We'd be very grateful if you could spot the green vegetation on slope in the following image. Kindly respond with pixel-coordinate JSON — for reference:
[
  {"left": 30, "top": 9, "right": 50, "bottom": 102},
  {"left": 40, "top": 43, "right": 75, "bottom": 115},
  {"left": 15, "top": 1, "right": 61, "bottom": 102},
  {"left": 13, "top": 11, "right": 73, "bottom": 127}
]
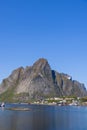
[{"left": 0, "top": 86, "right": 15, "bottom": 102}]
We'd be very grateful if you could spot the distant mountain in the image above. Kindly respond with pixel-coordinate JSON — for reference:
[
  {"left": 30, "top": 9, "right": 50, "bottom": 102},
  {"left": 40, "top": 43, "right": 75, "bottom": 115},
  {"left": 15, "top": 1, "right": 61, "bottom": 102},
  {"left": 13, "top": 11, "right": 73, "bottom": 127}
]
[{"left": 0, "top": 58, "right": 86, "bottom": 102}]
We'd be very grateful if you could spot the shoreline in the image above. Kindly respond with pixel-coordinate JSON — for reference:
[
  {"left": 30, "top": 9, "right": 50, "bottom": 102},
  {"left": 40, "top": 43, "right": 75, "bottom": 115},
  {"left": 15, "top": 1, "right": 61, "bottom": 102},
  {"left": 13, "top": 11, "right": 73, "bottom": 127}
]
[{"left": 4, "top": 102, "right": 87, "bottom": 107}]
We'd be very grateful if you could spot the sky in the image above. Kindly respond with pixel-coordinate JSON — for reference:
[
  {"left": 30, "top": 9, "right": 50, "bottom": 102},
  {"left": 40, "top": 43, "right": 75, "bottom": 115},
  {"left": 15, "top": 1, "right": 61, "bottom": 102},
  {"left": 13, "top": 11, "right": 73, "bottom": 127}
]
[{"left": 0, "top": 0, "right": 87, "bottom": 87}]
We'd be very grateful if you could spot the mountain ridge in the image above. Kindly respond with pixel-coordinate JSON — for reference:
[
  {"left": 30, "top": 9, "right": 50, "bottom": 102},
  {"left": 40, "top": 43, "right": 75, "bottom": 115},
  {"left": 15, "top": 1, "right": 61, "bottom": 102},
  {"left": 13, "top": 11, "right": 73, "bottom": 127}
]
[{"left": 0, "top": 58, "right": 86, "bottom": 102}]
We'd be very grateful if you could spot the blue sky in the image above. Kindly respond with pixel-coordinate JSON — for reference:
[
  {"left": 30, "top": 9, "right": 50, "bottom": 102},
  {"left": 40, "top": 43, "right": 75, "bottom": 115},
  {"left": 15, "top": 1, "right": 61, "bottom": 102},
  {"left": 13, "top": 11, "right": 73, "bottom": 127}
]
[{"left": 0, "top": 0, "right": 87, "bottom": 87}]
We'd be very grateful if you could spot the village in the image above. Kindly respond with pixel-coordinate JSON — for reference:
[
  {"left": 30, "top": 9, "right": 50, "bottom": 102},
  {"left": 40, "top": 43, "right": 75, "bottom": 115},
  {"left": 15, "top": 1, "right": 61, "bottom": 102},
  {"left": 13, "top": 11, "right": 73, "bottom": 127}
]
[{"left": 32, "top": 97, "right": 87, "bottom": 106}]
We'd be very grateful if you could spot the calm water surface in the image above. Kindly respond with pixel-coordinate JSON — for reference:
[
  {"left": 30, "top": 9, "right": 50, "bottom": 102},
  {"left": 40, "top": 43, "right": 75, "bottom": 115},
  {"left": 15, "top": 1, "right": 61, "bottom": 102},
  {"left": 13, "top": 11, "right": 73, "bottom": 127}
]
[{"left": 0, "top": 104, "right": 87, "bottom": 130}]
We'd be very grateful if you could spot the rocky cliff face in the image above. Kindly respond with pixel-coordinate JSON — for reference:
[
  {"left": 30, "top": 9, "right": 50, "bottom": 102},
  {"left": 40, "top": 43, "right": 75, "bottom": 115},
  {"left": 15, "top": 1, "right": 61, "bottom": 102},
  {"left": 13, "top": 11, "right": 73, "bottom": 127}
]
[{"left": 0, "top": 58, "right": 86, "bottom": 102}]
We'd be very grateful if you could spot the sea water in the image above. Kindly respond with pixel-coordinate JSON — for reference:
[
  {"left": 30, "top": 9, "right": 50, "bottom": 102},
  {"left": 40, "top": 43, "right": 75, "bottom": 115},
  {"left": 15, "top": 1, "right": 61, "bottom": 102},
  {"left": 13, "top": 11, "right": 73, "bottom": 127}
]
[{"left": 0, "top": 104, "right": 87, "bottom": 130}]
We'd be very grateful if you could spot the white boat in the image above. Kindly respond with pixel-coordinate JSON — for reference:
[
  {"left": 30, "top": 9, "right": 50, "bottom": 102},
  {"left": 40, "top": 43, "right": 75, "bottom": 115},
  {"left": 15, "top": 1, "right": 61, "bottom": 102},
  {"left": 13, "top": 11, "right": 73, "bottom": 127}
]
[{"left": 0, "top": 102, "right": 5, "bottom": 107}]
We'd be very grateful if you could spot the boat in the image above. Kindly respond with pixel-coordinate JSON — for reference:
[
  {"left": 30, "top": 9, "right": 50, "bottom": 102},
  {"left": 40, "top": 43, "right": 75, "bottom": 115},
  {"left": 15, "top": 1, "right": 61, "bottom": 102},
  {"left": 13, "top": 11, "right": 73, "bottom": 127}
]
[{"left": 0, "top": 102, "right": 5, "bottom": 107}]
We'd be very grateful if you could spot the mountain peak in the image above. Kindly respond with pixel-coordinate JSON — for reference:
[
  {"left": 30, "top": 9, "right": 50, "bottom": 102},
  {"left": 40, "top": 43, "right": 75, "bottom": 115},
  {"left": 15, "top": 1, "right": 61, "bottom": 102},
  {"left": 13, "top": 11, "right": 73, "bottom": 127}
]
[
  {"left": 32, "top": 58, "right": 51, "bottom": 77},
  {"left": 33, "top": 58, "right": 49, "bottom": 68}
]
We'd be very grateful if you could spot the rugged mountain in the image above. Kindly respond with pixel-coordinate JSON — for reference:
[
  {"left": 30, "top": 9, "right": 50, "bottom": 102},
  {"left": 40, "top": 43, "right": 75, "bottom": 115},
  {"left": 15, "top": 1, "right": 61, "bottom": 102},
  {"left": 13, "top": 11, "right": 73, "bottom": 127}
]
[{"left": 0, "top": 58, "right": 86, "bottom": 102}]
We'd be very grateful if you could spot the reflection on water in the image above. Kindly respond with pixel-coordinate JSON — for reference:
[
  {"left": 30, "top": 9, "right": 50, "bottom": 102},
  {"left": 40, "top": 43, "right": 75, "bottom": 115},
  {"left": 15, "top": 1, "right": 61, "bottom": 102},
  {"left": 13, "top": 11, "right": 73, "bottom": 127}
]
[{"left": 0, "top": 104, "right": 87, "bottom": 130}]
